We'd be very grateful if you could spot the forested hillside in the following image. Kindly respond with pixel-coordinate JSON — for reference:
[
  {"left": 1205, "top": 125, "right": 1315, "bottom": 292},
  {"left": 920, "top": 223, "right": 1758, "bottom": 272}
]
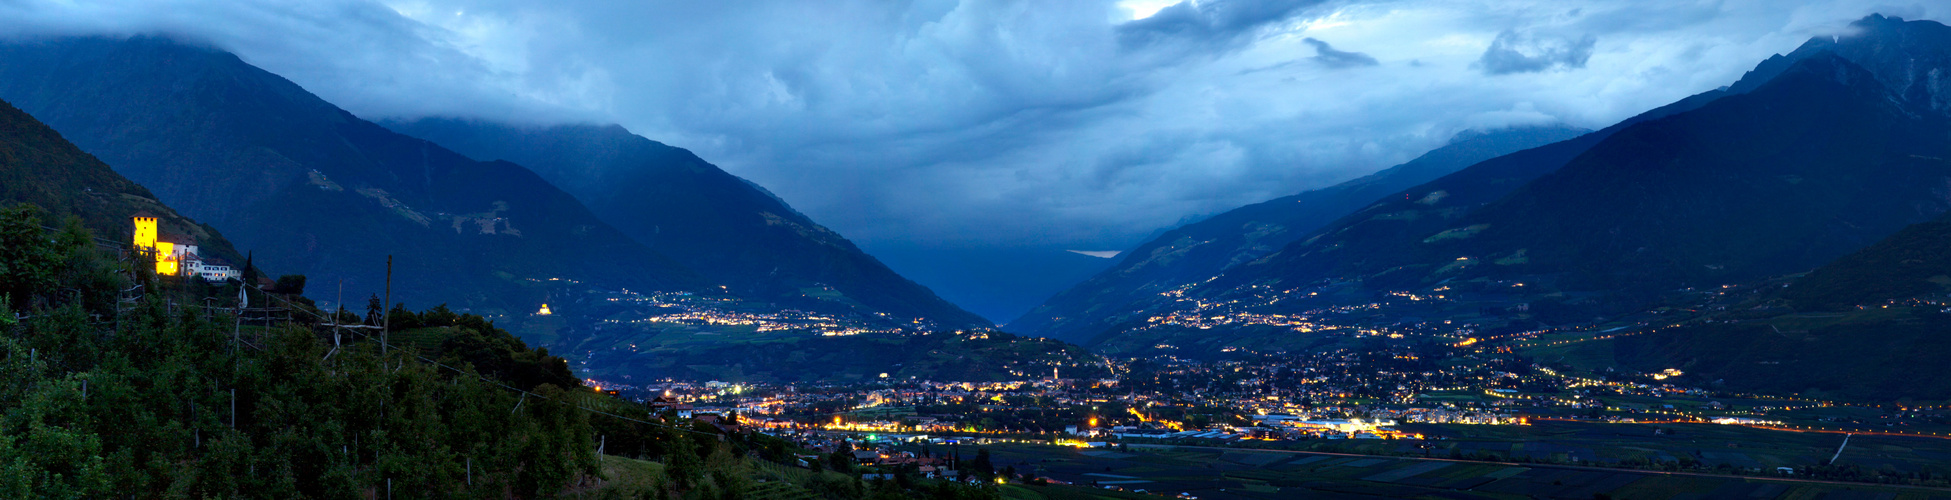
[
  {"left": 0, "top": 203, "right": 600, "bottom": 497},
  {"left": 1, "top": 205, "right": 1001, "bottom": 498}
]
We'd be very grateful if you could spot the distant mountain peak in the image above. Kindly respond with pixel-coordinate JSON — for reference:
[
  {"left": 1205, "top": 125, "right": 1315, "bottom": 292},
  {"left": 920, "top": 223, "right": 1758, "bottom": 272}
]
[{"left": 1737, "top": 13, "right": 1951, "bottom": 114}]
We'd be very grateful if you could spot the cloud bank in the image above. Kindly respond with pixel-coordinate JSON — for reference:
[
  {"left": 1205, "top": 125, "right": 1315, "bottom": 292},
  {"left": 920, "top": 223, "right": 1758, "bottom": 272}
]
[{"left": 1477, "top": 29, "right": 1597, "bottom": 74}]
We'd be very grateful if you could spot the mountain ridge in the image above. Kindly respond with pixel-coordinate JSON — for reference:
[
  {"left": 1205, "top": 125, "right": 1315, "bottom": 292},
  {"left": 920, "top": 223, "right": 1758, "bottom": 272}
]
[
  {"left": 1066, "top": 15, "right": 1951, "bottom": 355},
  {"left": 1214, "top": 51, "right": 1948, "bottom": 324},
  {"left": 1010, "top": 125, "right": 1587, "bottom": 342},
  {"left": 0, "top": 35, "right": 702, "bottom": 314},
  {"left": 381, "top": 118, "right": 992, "bottom": 328},
  {"left": 1221, "top": 21, "right": 1951, "bottom": 307}
]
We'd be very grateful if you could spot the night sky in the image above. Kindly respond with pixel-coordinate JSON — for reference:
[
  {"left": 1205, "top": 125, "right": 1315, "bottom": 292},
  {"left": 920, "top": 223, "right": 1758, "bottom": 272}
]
[{"left": 0, "top": 0, "right": 1921, "bottom": 321}]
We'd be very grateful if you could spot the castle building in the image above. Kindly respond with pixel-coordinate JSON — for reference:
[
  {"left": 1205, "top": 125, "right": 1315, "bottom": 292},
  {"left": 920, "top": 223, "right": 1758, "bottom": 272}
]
[{"left": 132, "top": 215, "right": 238, "bottom": 281}]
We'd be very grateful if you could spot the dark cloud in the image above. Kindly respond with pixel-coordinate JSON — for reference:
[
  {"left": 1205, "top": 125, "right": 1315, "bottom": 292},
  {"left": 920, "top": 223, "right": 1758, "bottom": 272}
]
[
  {"left": 1476, "top": 29, "right": 1597, "bottom": 74},
  {"left": 1237, "top": 59, "right": 1300, "bottom": 75},
  {"left": 1115, "top": 0, "right": 1324, "bottom": 53},
  {"left": 1303, "top": 37, "right": 1377, "bottom": 68}
]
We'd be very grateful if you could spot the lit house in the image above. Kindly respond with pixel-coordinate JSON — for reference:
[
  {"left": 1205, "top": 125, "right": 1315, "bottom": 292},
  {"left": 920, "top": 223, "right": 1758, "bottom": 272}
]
[
  {"left": 132, "top": 215, "right": 238, "bottom": 281},
  {"left": 648, "top": 396, "right": 694, "bottom": 419},
  {"left": 197, "top": 263, "right": 238, "bottom": 282}
]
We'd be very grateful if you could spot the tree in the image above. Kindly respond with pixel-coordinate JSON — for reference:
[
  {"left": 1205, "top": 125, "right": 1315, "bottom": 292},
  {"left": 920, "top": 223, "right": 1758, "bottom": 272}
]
[
  {"left": 240, "top": 251, "right": 259, "bottom": 284},
  {"left": 387, "top": 303, "right": 421, "bottom": 330},
  {"left": 273, "top": 274, "right": 306, "bottom": 296},
  {"left": 365, "top": 294, "right": 383, "bottom": 325},
  {"left": 421, "top": 304, "right": 459, "bottom": 327},
  {"left": 0, "top": 204, "right": 56, "bottom": 306},
  {"left": 968, "top": 449, "right": 994, "bottom": 479}
]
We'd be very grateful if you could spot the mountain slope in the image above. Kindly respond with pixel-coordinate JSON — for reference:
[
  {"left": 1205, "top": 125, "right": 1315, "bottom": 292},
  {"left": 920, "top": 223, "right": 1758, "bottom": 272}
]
[
  {"left": 1780, "top": 14, "right": 1951, "bottom": 115},
  {"left": 1212, "top": 23, "right": 1951, "bottom": 320},
  {"left": 1147, "top": 13, "right": 1951, "bottom": 310},
  {"left": 1059, "top": 85, "right": 1734, "bottom": 346},
  {"left": 0, "top": 36, "right": 700, "bottom": 313},
  {"left": 1593, "top": 208, "right": 1951, "bottom": 400},
  {"left": 1557, "top": 212, "right": 1951, "bottom": 401},
  {"left": 1237, "top": 53, "right": 1949, "bottom": 310},
  {"left": 382, "top": 119, "right": 989, "bottom": 328},
  {"left": 1440, "top": 16, "right": 1951, "bottom": 403},
  {"left": 1784, "top": 210, "right": 1951, "bottom": 311},
  {"left": 1011, "top": 125, "right": 1587, "bottom": 342},
  {"left": 0, "top": 96, "right": 242, "bottom": 266}
]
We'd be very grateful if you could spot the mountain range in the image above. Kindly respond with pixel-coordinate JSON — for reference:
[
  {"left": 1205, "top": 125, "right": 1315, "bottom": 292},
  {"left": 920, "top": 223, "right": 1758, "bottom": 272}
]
[
  {"left": 0, "top": 36, "right": 710, "bottom": 316},
  {"left": 1012, "top": 14, "right": 1951, "bottom": 400},
  {"left": 1026, "top": 15, "right": 1951, "bottom": 349},
  {"left": 1220, "top": 15, "right": 1951, "bottom": 311},
  {"left": 380, "top": 118, "right": 988, "bottom": 328},
  {"left": 1011, "top": 124, "right": 1588, "bottom": 343},
  {"left": 7, "top": 14, "right": 1951, "bottom": 400},
  {"left": 1242, "top": 53, "right": 1942, "bottom": 305}
]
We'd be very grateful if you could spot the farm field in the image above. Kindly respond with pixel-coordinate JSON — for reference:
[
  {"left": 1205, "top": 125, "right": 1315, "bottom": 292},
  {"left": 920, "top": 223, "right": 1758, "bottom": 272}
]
[{"left": 947, "top": 440, "right": 1951, "bottom": 499}]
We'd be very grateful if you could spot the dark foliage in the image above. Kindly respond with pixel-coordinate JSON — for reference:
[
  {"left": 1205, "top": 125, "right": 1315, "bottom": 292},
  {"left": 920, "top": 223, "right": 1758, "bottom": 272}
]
[{"left": 0, "top": 205, "right": 603, "bottom": 498}]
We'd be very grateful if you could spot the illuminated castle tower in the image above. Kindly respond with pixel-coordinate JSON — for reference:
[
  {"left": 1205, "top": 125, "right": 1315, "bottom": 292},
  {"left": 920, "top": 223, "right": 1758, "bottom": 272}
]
[
  {"left": 129, "top": 216, "right": 235, "bottom": 280},
  {"left": 132, "top": 215, "right": 157, "bottom": 249},
  {"left": 131, "top": 215, "right": 180, "bottom": 275}
]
